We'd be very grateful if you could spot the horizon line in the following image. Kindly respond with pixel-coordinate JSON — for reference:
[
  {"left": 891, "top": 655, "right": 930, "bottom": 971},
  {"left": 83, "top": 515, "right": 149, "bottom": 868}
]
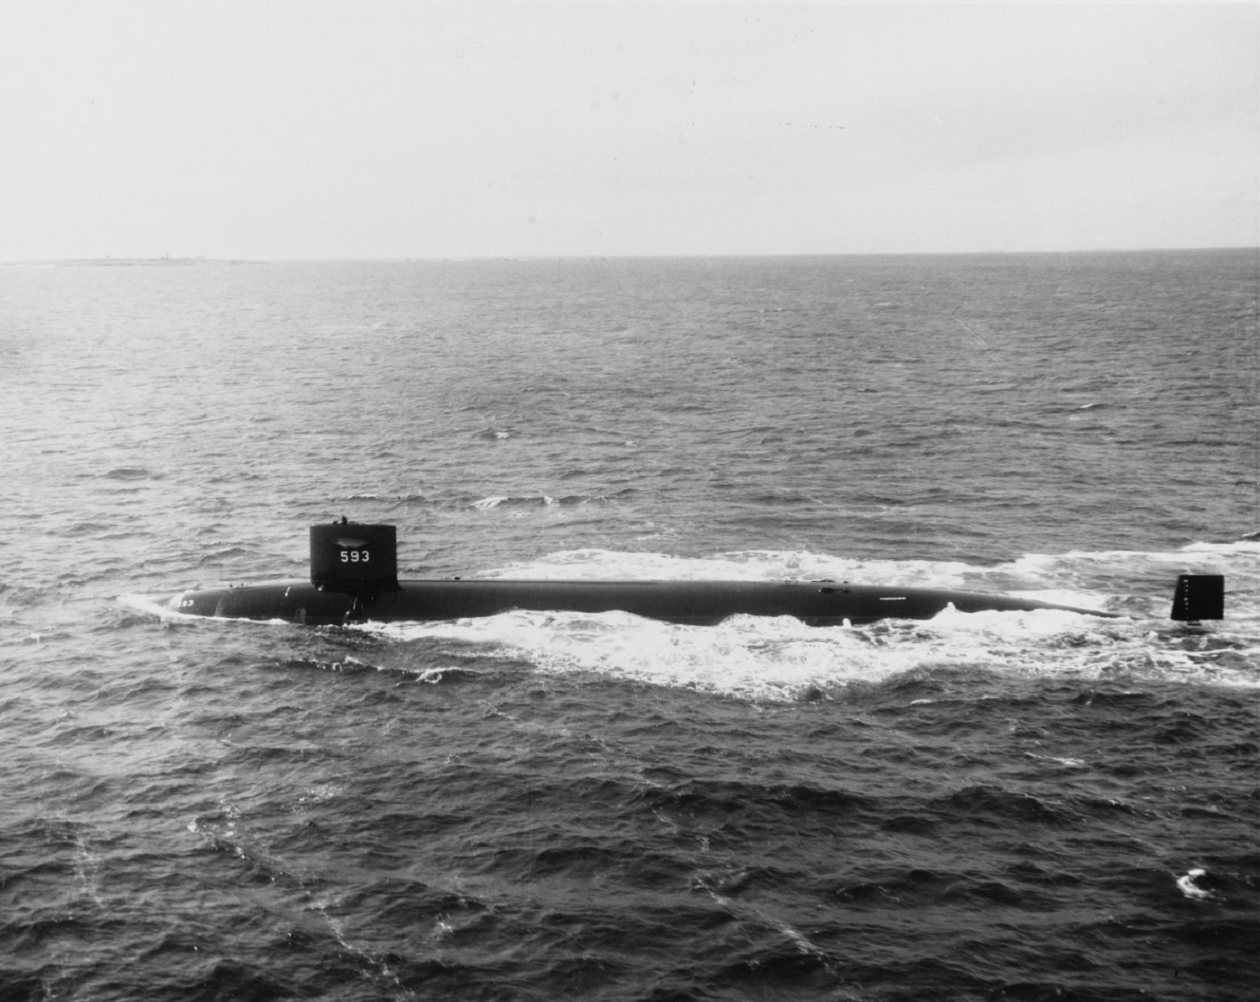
[{"left": 4, "top": 244, "right": 1257, "bottom": 267}]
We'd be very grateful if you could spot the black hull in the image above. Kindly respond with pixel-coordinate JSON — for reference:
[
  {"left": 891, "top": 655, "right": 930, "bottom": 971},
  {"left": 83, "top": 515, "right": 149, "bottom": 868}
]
[{"left": 171, "top": 578, "right": 1117, "bottom": 627}]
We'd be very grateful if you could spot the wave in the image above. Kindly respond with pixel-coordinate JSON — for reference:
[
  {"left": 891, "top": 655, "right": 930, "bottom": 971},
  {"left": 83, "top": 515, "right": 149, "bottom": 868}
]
[
  {"left": 124, "top": 542, "right": 1259, "bottom": 700},
  {"left": 471, "top": 494, "right": 615, "bottom": 510},
  {"left": 354, "top": 542, "right": 1257, "bottom": 698},
  {"left": 362, "top": 601, "right": 1257, "bottom": 701},
  {"left": 329, "top": 491, "right": 630, "bottom": 510},
  {"left": 477, "top": 539, "right": 1257, "bottom": 592}
]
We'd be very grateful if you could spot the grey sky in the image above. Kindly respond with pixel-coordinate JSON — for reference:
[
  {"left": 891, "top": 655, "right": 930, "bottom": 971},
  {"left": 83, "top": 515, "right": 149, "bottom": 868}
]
[{"left": 2, "top": 2, "right": 1254, "bottom": 259}]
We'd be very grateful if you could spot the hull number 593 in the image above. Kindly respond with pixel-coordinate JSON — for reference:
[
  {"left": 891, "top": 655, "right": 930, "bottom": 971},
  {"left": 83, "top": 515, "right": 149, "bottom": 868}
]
[{"left": 340, "top": 550, "right": 370, "bottom": 563}]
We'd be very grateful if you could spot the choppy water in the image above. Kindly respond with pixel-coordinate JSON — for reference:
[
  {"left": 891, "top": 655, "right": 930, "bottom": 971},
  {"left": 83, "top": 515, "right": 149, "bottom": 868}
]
[{"left": 2, "top": 250, "right": 1257, "bottom": 1001}]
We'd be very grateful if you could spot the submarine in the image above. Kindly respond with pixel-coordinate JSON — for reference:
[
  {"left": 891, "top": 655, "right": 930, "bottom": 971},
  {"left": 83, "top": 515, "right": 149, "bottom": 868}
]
[{"left": 168, "top": 521, "right": 1226, "bottom": 628}]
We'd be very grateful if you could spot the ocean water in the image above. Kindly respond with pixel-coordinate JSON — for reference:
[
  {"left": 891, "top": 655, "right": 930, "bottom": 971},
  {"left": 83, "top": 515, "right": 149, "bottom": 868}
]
[{"left": 2, "top": 250, "right": 1257, "bottom": 1001}]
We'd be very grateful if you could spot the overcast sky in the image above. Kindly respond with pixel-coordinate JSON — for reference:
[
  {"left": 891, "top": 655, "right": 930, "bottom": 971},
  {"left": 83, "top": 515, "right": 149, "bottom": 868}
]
[{"left": 2, "top": 2, "right": 1254, "bottom": 260}]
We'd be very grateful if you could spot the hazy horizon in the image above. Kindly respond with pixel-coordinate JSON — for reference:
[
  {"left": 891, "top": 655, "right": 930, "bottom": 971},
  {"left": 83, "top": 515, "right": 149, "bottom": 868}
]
[
  {"left": 7, "top": 245, "right": 1256, "bottom": 265},
  {"left": 3, "top": 2, "right": 1255, "bottom": 262}
]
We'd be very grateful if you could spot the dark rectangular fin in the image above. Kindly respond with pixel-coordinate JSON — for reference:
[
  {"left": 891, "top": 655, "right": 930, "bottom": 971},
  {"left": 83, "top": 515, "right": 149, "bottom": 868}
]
[
  {"left": 310, "top": 522, "right": 399, "bottom": 594},
  {"left": 1170, "top": 574, "right": 1224, "bottom": 621}
]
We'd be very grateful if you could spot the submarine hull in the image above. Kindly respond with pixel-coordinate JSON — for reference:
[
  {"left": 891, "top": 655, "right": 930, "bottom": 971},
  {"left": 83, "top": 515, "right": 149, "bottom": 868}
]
[
  {"left": 171, "top": 577, "right": 1118, "bottom": 627},
  {"left": 162, "top": 523, "right": 1224, "bottom": 627}
]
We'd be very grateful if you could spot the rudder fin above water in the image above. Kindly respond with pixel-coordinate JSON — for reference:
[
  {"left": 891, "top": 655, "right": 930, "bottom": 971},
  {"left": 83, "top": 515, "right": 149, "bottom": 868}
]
[{"left": 1170, "top": 574, "right": 1225, "bottom": 621}]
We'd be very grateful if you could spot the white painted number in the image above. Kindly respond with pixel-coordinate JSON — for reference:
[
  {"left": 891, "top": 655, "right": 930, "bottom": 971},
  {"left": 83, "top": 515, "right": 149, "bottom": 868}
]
[{"left": 340, "top": 549, "right": 370, "bottom": 563}]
